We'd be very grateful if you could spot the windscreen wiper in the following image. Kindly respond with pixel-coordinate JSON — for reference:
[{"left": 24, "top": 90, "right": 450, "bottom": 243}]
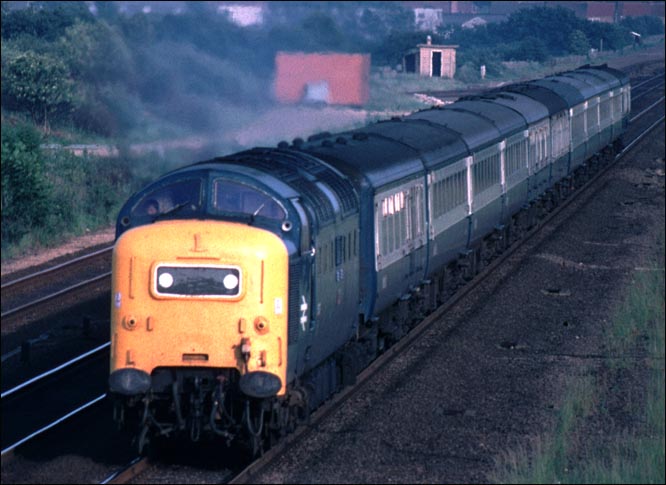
[{"left": 152, "top": 201, "right": 190, "bottom": 222}]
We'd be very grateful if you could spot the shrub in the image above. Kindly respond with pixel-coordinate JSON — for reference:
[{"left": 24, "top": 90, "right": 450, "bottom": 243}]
[{"left": 1, "top": 122, "right": 51, "bottom": 242}]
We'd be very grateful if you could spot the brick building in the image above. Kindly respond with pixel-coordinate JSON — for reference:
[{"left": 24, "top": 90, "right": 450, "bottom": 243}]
[
  {"left": 403, "top": 36, "right": 458, "bottom": 78},
  {"left": 273, "top": 53, "right": 371, "bottom": 106}
]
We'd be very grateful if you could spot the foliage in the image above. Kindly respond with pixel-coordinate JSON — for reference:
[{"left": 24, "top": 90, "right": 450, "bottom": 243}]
[
  {"left": 0, "top": 2, "right": 638, "bottom": 138},
  {"left": 584, "top": 20, "right": 631, "bottom": 52},
  {"left": 456, "top": 47, "right": 505, "bottom": 80},
  {"left": 1, "top": 122, "right": 140, "bottom": 253},
  {"left": 444, "top": 5, "right": 632, "bottom": 69},
  {"left": 505, "top": 36, "right": 549, "bottom": 62},
  {"left": 1, "top": 51, "right": 74, "bottom": 128},
  {"left": 1, "top": 122, "right": 50, "bottom": 242},
  {"left": 43, "top": 150, "right": 134, "bottom": 232},
  {"left": 1, "top": 2, "right": 93, "bottom": 41},
  {"left": 59, "top": 20, "right": 136, "bottom": 88},
  {"left": 620, "top": 15, "right": 665, "bottom": 37},
  {"left": 568, "top": 29, "right": 591, "bottom": 56}
]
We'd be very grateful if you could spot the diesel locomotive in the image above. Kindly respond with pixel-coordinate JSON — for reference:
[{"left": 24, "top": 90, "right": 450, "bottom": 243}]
[{"left": 108, "top": 64, "right": 630, "bottom": 453}]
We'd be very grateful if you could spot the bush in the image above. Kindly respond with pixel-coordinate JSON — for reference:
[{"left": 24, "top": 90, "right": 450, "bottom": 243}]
[
  {"left": 1, "top": 120, "right": 138, "bottom": 254},
  {"left": 44, "top": 151, "right": 134, "bottom": 232},
  {"left": 1, "top": 122, "right": 51, "bottom": 242}
]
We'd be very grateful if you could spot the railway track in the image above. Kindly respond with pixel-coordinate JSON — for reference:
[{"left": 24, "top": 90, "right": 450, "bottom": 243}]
[
  {"left": 1, "top": 343, "right": 109, "bottom": 455},
  {"left": 1, "top": 64, "right": 662, "bottom": 484},
  {"left": 231, "top": 107, "right": 665, "bottom": 485},
  {"left": 0, "top": 245, "right": 113, "bottom": 327}
]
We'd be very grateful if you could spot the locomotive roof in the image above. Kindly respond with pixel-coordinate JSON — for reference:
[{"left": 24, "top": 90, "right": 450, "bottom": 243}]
[
  {"left": 215, "top": 148, "right": 359, "bottom": 223},
  {"left": 193, "top": 160, "right": 299, "bottom": 200}
]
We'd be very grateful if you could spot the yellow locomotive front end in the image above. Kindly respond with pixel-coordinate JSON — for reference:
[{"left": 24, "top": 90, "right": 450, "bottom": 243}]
[{"left": 109, "top": 219, "right": 288, "bottom": 449}]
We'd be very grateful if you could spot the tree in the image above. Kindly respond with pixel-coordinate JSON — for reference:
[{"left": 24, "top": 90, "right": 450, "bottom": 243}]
[
  {"left": 501, "top": 6, "right": 584, "bottom": 56},
  {"left": 1, "top": 3, "right": 92, "bottom": 41},
  {"left": 59, "top": 21, "right": 135, "bottom": 87},
  {"left": 512, "top": 36, "right": 548, "bottom": 62},
  {"left": 569, "top": 29, "right": 591, "bottom": 55},
  {"left": 301, "top": 13, "right": 346, "bottom": 51},
  {"left": 1, "top": 51, "right": 74, "bottom": 129}
]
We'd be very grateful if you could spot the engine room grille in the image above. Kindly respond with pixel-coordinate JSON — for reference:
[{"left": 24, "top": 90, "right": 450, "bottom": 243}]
[
  {"left": 227, "top": 152, "right": 336, "bottom": 223},
  {"left": 288, "top": 261, "right": 301, "bottom": 344},
  {"left": 223, "top": 148, "right": 358, "bottom": 223}
]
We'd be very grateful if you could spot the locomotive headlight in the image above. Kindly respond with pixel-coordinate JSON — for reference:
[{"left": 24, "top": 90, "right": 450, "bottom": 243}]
[
  {"left": 158, "top": 272, "right": 174, "bottom": 288},
  {"left": 223, "top": 273, "right": 239, "bottom": 290},
  {"left": 153, "top": 264, "right": 242, "bottom": 298}
]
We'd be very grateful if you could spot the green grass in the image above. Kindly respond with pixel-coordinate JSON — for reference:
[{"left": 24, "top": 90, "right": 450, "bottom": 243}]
[{"left": 492, "top": 228, "right": 665, "bottom": 484}]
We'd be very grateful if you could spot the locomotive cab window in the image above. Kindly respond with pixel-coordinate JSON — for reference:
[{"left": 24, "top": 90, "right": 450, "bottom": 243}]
[
  {"left": 132, "top": 179, "right": 202, "bottom": 220},
  {"left": 213, "top": 179, "right": 286, "bottom": 221}
]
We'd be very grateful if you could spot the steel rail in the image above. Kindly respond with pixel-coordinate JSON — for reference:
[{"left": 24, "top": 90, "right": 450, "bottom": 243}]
[
  {"left": 629, "top": 96, "right": 665, "bottom": 124},
  {"left": 621, "top": 115, "right": 665, "bottom": 155},
  {"left": 1, "top": 271, "right": 111, "bottom": 319},
  {"left": 1, "top": 342, "right": 110, "bottom": 399},
  {"left": 1, "top": 246, "right": 113, "bottom": 289},
  {"left": 1, "top": 394, "right": 107, "bottom": 456},
  {"left": 632, "top": 80, "right": 665, "bottom": 103},
  {"left": 631, "top": 73, "right": 665, "bottom": 91},
  {"left": 100, "top": 457, "right": 148, "bottom": 484}
]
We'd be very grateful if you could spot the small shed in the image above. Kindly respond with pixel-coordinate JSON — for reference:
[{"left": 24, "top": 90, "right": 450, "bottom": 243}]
[
  {"left": 274, "top": 52, "right": 370, "bottom": 106},
  {"left": 403, "top": 36, "right": 458, "bottom": 78}
]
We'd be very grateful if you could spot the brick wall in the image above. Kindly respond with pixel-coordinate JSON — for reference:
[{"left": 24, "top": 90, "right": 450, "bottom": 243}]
[{"left": 274, "top": 53, "right": 371, "bottom": 106}]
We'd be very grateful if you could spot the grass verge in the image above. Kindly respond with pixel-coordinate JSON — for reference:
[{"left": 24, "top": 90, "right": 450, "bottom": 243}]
[{"left": 492, "top": 228, "right": 665, "bottom": 484}]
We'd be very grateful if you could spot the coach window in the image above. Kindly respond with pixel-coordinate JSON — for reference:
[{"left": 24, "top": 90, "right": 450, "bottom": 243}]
[
  {"left": 213, "top": 179, "right": 286, "bottom": 221},
  {"left": 612, "top": 91, "right": 622, "bottom": 121},
  {"left": 473, "top": 148, "right": 500, "bottom": 195}
]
